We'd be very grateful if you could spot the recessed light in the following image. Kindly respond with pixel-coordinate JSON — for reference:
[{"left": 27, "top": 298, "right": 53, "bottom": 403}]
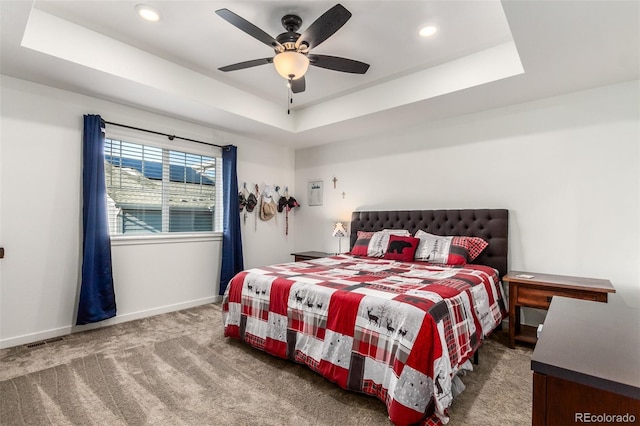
[
  {"left": 419, "top": 25, "right": 437, "bottom": 37},
  {"left": 135, "top": 4, "right": 161, "bottom": 22}
]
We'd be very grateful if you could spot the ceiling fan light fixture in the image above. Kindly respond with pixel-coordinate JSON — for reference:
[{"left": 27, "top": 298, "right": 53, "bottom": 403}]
[
  {"left": 135, "top": 4, "right": 161, "bottom": 22},
  {"left": 273, "top": 51, "right": 309, "bottom": 80}
]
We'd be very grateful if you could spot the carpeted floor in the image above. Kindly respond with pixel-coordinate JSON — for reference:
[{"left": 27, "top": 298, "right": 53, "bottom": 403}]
[{"left": 0, "top": 303, "right": 533, "bottom": 425}]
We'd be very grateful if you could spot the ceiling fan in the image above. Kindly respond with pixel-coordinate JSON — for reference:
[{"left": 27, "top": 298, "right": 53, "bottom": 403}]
[{"left": 215, "top": 4, "right": 370, "bottom": 94}]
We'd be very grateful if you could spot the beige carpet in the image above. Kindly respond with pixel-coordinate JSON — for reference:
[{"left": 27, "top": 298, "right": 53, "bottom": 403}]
[{"left": 0, "top": 304, "right": 533, "bottom": 425}]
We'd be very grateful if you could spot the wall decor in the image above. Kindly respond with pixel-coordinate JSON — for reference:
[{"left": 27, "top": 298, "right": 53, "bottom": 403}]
[{"left": 308, "top": 180, "right": 323, "bottom": 206}]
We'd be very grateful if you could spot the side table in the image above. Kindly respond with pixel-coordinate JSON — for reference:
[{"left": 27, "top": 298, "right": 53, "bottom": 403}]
[
  {"left": 503, "top": 271, "right": 615, "bottom": 348},
  {"left": 291, "top": 251, "right": 332, "bottom": 262}
]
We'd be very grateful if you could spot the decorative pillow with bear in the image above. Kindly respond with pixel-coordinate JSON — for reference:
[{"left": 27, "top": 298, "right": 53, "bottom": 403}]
[
  {"left": 383, "top": 235, "right": 420, "bottom": 262},
  {"left": 414, "top": 230, "right": 488, "bottom": 265},
  {"left": 367, "top": 229, "right": 411, "bottom": 257},
  {"left": 350, "top": 231, "right": 375, "bottom": 256}
]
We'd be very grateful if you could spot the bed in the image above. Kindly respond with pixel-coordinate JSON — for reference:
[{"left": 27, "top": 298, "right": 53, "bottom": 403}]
[{"left": 222, "top": 209, "right": 508, "bottom": 425}]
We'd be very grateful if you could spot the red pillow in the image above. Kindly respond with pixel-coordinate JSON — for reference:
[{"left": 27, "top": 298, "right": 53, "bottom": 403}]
[
  {"left": 350, "top": 231, "right": 374, "bottom": 256},
  {"left": 383, "top": 235, "right": 420, "bottom": 262},
  {"left": 452, "top": 236, "right": 489, "bottom": 262}
]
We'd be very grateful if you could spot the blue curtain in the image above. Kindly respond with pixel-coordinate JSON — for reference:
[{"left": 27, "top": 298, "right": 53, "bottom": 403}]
[
  {"left": 77, "top": 114, "right": 116, "bottom": 325},
  {"left": 220, "top": 145, "right": 244, "bottom": 295}
]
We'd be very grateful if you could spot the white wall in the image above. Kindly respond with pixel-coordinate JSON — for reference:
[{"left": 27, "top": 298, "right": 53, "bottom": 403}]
[
  {"left": 233, "top": 135, "right": 297, "bottom": 269},
  {"left": 0, "top": 76, "right": 295, "bottom": 348},
  {"left": 294, "top": 81, "right": 640, "bottom": 324}
]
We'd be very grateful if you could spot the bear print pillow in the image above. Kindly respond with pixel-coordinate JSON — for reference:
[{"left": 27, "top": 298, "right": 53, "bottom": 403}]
[{"left": 383, "top": 235, "right": 420, "bottom": 262}]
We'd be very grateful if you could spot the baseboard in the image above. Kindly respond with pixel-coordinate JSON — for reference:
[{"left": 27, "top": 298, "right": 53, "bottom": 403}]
[{"left": 0, "top": 295, "right": 222, "bottom": 349}]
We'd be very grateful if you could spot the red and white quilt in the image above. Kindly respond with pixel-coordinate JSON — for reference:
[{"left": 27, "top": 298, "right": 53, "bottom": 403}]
[{"left": 222, "top": 254, "right": 506, "bottom": 425}]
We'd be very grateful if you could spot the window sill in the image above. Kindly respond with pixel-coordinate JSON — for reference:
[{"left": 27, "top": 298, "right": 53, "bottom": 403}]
[{"left": 111, "top": 232, "right": 222, "bottom": 246}]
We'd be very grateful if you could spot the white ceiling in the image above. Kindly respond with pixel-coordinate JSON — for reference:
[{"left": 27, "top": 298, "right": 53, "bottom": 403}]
[{"left": 1, "top": 1, "right": 638, "bottom": 149}]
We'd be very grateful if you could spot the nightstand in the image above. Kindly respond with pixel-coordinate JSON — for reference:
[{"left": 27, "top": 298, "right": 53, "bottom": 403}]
[
  {"left": 291, "top": 251, "right": 332, "bottom": 262},
  {"left": 503, "top": 271, "right": 615, "bottom": 349}
]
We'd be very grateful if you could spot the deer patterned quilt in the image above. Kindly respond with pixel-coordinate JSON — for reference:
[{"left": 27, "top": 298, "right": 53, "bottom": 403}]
[{"left": 222, "top": 254, "right": 506, "bottom": 425}]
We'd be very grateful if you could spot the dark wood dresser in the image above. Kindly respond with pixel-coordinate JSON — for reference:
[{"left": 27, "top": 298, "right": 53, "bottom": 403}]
[{"left": 531, "top": 297, "right": 640, "bottom": 425}]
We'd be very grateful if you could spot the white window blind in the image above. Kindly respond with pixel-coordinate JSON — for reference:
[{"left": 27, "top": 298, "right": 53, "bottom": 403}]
[{"left": 104, "top": 138, "right": 219, "bottom": 235}]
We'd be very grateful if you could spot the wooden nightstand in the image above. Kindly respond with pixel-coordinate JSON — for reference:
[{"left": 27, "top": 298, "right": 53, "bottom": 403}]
[
  {"left": 503, "top": 271, "right": 615, "bottom": 349},
  {"left": 291, "top": 251, "right": 332, "bottom": 262}
]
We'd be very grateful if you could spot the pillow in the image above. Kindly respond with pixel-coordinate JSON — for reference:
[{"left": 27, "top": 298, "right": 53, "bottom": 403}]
[
  {"left": 414, "top": 230, "right": 488, "bottom": 265},
  {"left": 383, "top": 235, "right": 420, "bottom": 262},
  {"left": 454, "top": 236, "right": 489, "bottom": 262},
  {"left": 350, "top": 231, "right": 374, "bottom": 256},
  {"left": 367, "top": 229, "right": 411, "bottom": 257}
]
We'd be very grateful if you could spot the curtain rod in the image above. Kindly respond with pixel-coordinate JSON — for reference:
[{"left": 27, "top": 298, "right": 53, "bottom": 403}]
[{"left": 103, "top": 120, "right": 226, "bottom": 149}]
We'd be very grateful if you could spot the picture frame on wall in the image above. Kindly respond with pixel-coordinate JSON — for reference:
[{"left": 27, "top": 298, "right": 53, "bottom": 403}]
[{"left": 308, "top": 180, "right": 323, "bottom": 206}]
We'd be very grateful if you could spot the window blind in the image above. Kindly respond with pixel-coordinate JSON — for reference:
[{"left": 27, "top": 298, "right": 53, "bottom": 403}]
[{"left": 104, "top": 138, "right": 218, "bottom": 235}]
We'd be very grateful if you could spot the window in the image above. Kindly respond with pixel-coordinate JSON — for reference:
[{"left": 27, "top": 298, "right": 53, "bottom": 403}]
[{"left": 104, "top": 138, "right": 221, "bottom": 235}]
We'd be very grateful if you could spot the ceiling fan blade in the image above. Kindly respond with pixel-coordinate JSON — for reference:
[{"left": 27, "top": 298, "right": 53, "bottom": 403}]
[
  {"left": 308, "top": 54, "right": 370, "bottom": 74},
  {"left": 295, "top": 4, "right": 352, "bottom": 50},
  {"left": 219, "top": 58, "right": 273, "bottom": 72},
  {"left": 291, "top": 76, "right": 306, "bottom": 93},
  {"left": 215, "top": 9, "right": 282, "bottom": 50}
]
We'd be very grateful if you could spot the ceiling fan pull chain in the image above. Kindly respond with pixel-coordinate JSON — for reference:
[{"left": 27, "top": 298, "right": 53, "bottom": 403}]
[{"left": 287, "top": 77, "right": 293, "bottom": 114}]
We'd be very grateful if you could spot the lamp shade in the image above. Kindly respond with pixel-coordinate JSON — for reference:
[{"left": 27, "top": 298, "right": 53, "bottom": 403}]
[
  {"left": 332, "top": 222, "right": 348, "bottom": 238},
  {"left": 273, "top": 51, "right": 309, "bottom": 80}
]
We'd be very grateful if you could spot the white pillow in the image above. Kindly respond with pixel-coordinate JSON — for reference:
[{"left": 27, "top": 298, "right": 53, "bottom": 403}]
[
  {"left": 367, "top": 229, "right": 411, "bottom": 257},
  {"left": 414, "top": 230, "right": 453, "bottom": 263}
]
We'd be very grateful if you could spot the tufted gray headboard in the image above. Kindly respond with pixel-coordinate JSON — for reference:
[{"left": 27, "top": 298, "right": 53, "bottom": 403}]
[{"left": 349, "top": 209, "right": 509, "bottom": 278}]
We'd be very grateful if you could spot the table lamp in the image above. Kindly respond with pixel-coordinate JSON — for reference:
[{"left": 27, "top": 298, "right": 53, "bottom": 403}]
[{"left": 332, "top": 222, "right": 348, "bottom": 254}]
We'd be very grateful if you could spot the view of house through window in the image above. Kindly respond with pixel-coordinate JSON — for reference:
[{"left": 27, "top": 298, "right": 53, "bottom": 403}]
[{"left": 104, "top": 138, "right": 218, "bottom": 235}]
